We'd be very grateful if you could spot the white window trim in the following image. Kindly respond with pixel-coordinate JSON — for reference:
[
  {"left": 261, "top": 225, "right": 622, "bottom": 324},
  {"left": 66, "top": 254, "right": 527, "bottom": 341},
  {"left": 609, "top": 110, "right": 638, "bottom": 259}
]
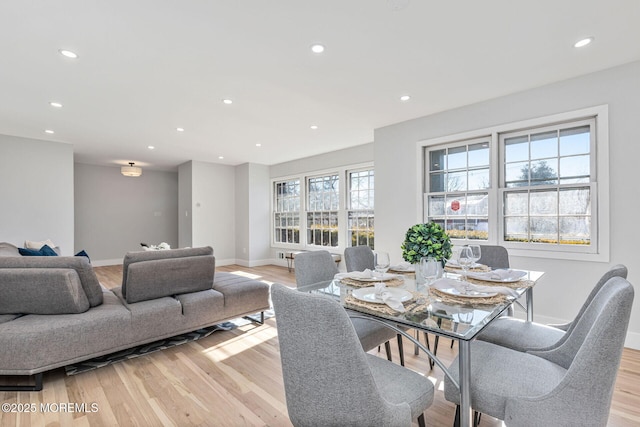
[
  {"left": 416, "top": 105, "right": 610, "bottom": 262},
  {"left": 271, "top": 162, "right": 374, "bottom": 253}
]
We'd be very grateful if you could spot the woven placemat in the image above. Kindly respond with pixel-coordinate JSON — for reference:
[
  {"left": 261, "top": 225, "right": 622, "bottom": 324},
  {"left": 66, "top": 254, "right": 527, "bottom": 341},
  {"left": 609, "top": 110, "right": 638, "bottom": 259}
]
[
  {"left": 444, "top": 264, "right": 491, "bottom": 273},
  {"left": 345, "top": 290, "right": 430, "bottom": 315},
  {"left": 464, "top": 277, "right": 535, "bottom": 290},
  {"left": 430, "top": 288, "right": 507, "bottom": 306},
  {"left": 340, "top": 277, "right": 405, "bottom": 288}
]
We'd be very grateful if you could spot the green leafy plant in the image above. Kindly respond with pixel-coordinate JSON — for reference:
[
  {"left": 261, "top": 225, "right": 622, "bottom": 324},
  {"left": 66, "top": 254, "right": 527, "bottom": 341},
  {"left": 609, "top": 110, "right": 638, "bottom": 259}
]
[{"left": 401, "top": 223, "right": 452, "bottom": 264}]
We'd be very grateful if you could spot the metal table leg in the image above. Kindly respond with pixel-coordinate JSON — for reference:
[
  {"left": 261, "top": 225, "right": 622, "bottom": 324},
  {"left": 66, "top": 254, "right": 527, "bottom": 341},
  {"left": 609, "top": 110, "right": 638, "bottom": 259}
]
[
  {"left": 526, "top": 287, "right": 534, "bottom": 322},
  {"left": 458, "top": 340, "right": 472, "bottom": 427}
]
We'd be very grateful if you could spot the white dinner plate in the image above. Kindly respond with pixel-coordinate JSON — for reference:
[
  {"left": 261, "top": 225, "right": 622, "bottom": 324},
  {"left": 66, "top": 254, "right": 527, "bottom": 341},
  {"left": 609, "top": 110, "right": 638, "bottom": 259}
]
[
  {"left": 466, "top": 270, "right": 527, "bottom": 283},
  {"left": 445, "top": 260, "right": 484, "bottom": 269},
  {"left": 389, "top": 265, "right": 415, "bottom": 272},
  {"left": 436, "top": 287, "right": 497, "bottom": 299},
  {"left": 347, "top": 273, "right": 397, "bottom": 282},
  {"left": 352, "top": 287, "right": 413, "bottom": 304}
]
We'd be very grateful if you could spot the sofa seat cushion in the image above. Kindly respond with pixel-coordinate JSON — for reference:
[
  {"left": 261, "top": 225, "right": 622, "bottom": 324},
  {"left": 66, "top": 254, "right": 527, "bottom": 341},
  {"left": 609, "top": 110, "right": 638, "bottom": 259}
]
[
  {"left": 123, "top": 256, "right": 216, "bottom": 303},
  {"left": 0, "top": 256, "right": 103, "bottom": 307},
  {"left": 0, "top": 289, "right": 132, "bottom": 375},
  {"left": 175, "top": 289, "right": 225, "bottom": 325},
  {"left": 0, "top": 269, "right": 90, "bottom": 314},
  {"left": 213, "top": 272, "right": 270, "bottom": 317}
]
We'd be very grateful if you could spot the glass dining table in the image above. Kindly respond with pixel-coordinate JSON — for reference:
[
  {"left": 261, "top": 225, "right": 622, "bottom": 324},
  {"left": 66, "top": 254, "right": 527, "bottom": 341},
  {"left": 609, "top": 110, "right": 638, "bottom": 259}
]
[{"left": 296, "top": 267, "right": 545, "bottom": 427}]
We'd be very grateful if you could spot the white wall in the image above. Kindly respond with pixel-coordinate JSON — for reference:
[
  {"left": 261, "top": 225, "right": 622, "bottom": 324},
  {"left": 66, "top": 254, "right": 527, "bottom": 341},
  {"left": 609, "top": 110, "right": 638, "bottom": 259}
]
[
  {"left": 0, "top": 135, "right": 74, "bottom": 253},
  {"left": 375, "top": 60, "right": 640, "bottom": 348},
  {"left": 189, "top": 161, "right": 236, "bottom": 264},
  {"left": 178, "top": 161, "right": 193, "bottom": 248},
  {"left": 74, "top": 163, "right": 178, "bottom": 264},
  {"left": 246, "top": 163, "right": 271, "bottom": 265}
]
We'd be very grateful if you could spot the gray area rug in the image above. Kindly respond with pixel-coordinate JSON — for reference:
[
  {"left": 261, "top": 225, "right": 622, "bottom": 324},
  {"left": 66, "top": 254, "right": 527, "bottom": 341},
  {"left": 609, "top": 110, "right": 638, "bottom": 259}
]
[{"left": 64, "top": 322, "right": 236, "bottom": 376}]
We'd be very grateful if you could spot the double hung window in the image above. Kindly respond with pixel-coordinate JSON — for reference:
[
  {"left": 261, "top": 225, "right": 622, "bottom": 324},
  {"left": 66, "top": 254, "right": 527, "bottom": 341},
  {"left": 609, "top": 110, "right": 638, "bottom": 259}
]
[
  {"left": 272, "top": 165, "right": 375, "bottom": 250},
  {"left": 423, "top": 108, "right": 605, "bottom": 259}
]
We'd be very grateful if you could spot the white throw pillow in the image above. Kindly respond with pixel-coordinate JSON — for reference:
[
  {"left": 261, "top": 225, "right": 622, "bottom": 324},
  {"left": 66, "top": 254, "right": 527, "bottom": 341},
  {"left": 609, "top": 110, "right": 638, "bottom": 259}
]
[{"left": 24, "top": 239, "right": 57, "bottom": 250}]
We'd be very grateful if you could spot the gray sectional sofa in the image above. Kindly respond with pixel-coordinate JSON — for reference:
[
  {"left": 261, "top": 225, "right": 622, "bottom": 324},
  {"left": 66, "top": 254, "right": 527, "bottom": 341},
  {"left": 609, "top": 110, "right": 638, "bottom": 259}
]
[{"left": 0, "top": 244, "right": 270, "bottom": 391}]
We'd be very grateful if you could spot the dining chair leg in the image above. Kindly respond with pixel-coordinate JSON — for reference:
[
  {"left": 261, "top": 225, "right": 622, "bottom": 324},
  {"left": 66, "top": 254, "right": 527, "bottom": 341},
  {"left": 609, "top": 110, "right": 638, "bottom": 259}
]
[
  {"left": 474, "top": 411, "right": 481, "bottom": 426},
  {"left": 396, "top": 334, "right": 405, "bottom": 366},
  {"left": 423, "top": 332, "right": 436, "bottom": 370},
  {"left": 418, "top": 413, "right": 426, "bottom": 427},
  {"left": 384, "top": 341, "right": 392, "bottom": 362},
  {"left": 453, "top": 405, "right": 460, "bottom": 427}
]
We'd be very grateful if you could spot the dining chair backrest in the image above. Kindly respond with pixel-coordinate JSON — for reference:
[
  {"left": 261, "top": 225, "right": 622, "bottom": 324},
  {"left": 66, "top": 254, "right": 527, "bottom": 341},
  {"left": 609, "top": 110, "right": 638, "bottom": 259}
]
[
  {"left": 344, "top": 245, "right": 375, "bottom": 272},
  {"left": 551, "top": 264, "right": 627, "bottom": 333},
  {"left": 271, "top": 283, "right": 414, "bottom": 426},
  {"left": 476, "top": 245, "right": 510, "bottom": 269},
  {"left": 509, "top": 276, "right": 634, "bottom": 425},
  {"left": 293, "top": 250, "right": 338, "bottom": 288}
]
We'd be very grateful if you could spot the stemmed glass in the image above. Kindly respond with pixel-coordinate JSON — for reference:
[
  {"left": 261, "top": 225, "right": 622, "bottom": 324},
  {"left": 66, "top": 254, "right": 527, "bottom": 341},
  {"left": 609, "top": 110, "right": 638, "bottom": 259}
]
[
  {"left": 373, "top": 251, "right": 390, "bottom": 279},
  {"left": 457, "top": 246, "right": 474, "bottom": 286},
  {"left": 468, "top": 245, "right": 481, "bottom": 268}
]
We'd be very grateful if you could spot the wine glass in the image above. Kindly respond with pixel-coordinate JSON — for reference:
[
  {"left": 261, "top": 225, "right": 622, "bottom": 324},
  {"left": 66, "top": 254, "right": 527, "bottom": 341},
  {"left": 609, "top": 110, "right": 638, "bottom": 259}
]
[
  {"left": 374, "top": 251, "right": 390, "bottom": 278},
  {"left": 457, "top": 246, "right": 474, "bottom": 283},
  {"left": 420, "top": 256, "right": 440, "bottom": 287},
  {"left": 468, "top": 245, "right": 481, "bottom": 268}
]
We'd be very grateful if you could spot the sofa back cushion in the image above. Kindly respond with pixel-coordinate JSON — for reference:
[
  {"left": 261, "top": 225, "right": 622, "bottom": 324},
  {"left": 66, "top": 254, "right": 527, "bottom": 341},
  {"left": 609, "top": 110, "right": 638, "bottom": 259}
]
[
  {"left": 0, "top": 256, "right": 103, "bottom": 306},
  {"left": 122, "top": 246, "right": 215, "bottom": 303},
  {"left": 0, "top": 269, "right": 90, "bottom": 314}
]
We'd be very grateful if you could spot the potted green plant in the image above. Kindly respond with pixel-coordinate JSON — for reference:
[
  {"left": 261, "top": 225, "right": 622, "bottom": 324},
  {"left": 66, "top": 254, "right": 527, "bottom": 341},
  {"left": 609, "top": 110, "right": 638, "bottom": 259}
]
[{"left": 401, "top": 222, "right": 452, "bottom": 266}]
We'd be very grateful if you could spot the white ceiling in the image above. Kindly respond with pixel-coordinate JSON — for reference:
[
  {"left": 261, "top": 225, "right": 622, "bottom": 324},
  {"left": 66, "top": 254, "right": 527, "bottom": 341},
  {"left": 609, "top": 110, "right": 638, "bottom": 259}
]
[{"left": 1, "top": 0, "right": 639, "bottom": 171}]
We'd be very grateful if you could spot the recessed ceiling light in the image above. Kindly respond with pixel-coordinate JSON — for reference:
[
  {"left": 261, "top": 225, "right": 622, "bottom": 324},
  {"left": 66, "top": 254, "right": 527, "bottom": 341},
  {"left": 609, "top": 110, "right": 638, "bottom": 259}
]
[
  {"left": 58, "top": 49, "right": 78, "bottom": 59},
  {"left": 311, "top": 44, "right": 325, "bottom": 54},
  {"left": 400, "top": 95, "right": 411, "bottom": 102},
  {"left": 176, "top": 127, "right": 184, "bottom": 132},
  {"left": 574, "top": 37, "right": 594, "bottom": 48},
  {"left": 222, "top": 99, "right": 233, "bottom": 105},
  {"left": 148, "top": 145, "right": 155, "bottom": 150},
  {"left": 310, "top": 125, "right": 318, "bottom": 130},
  {"left": 218, "top": 156, "right": 224, "bottom": 159},
  {"left": 256, "top": 143, "right": 262, "bottom": 147},
  {"left": 44, "top": 129, "right": 54, "bottom": 134},
  {"left": 49, "top": 101, "right": 63, "bottom": 108}
]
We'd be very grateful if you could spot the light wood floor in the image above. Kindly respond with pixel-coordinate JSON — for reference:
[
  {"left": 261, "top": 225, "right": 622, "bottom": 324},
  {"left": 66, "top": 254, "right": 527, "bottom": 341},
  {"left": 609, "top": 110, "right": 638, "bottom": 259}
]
[{"left": 1, "top": 264, "right": 638, "bottom": 426}]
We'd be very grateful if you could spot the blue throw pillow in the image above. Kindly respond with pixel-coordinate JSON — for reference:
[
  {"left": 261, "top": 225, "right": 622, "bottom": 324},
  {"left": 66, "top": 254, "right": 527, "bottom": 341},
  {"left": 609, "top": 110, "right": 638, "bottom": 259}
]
[
  {"left": 75, "top": 250, "right": 91, "bottom": 262},
  {"left": 18, "top": 244, "right": 59, "bottom": 256}
]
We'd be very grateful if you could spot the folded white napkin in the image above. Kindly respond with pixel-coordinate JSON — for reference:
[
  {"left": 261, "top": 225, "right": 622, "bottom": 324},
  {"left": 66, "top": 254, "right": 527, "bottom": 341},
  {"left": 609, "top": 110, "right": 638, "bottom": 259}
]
[
  {"left": 374, "top": 283, "right": 406, "bottom": 312},
  {"left": 334, "top": 269, "right": 375, "bottom": 280},
  {"left": 390, "top": 261, "right": 414, "bottom": 272},
  {"left": 432, "top": 278, "right": 518, "bottom": 298},
  {"left": 468, "top": 269, "right": 526, "bottom": 281}
]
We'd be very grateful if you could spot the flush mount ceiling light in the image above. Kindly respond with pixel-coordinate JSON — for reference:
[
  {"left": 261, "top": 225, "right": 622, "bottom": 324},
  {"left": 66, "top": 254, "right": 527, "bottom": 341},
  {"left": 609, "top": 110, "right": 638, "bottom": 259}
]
[
  {"left": 176, "top": 127, "right": 184, "bottom": 132},
  {"left": 400, "top": 95, "right": 411, "bottom": 101},
  {"left": 256, "top": 143, "right": 262, "bottom": 147},
  {"left": 310, "top": 125, "right": 318, "bottom": 130},
  {"left": 49, "top": 101, "right": 63, "bottom": 108},
  {"left": 574, "top": 37, "right": 594, "bottom": 48},
  {"left": 121, "top": 162, "right": 142, "bottom": 177},
  {"left": 218, "top": 156, "right": 224, "bottom": 160},
  {"left": 58, "top": 49, "right": 78, "bottom": 59},
  {"left": 222, "top": 99, "right": 233, "bottom": 105},
  {"left": 311, "top": 44, "right": 325, "bottom": 54},
  {"left": 147, "top": 145, "right": 155, "bottom": 150},
  {"left": 44, "top": 129, "right": 54, "bottom": 134}
]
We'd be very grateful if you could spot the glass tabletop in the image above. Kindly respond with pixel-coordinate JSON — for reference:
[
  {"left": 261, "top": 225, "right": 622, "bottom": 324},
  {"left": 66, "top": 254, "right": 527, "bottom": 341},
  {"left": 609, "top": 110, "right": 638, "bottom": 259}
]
[{"left": 297, "top": 269, "right": 544, "bottom": 341}]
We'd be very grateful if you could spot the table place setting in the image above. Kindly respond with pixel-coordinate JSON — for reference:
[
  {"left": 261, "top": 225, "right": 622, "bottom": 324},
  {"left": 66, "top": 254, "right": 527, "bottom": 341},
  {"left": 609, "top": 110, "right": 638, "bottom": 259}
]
[
  {"left": 345, "top": 282, "right": 430, "bottom": 315},
  {"left": 334, "top": 269, "right": 405, "bottom": 288},
  {"left": 444, "top": 258, "right": 491, "bottom": 272},
  {"left": 430, "top": 277, "right": 518, "bottom": 305},
  {"left": 388, "top": 261, "right": 416, "bottom": 274}
]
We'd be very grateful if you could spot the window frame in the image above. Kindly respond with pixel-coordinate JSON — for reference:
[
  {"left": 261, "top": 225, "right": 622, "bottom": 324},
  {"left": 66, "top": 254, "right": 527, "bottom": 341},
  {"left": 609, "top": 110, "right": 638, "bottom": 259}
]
[
  {"left": 271, "top": 162, "right": 375, "bottom": 252},
  {"left": 418, "top": 105, "right": 609, "bottom": 262},
  {"left": 347, "top": 167, "right": 375, "bottom": 249}
]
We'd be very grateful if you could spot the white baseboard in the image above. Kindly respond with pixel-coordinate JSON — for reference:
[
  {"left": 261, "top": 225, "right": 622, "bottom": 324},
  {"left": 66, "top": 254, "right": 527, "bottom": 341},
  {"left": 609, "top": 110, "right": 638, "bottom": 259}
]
[{"left": 92, "top": 258, "right": 123, "bottom": 267}]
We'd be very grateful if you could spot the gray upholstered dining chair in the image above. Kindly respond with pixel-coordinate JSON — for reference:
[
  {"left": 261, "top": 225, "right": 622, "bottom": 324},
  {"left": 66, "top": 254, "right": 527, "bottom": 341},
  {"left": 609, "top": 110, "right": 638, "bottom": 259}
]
[
  {"left": 271, "top": 283, "right": 434, "bottom": 427},
  {"left": 294, "top": 250, "right": 404, "bottom": 365},
  {"left": 444, "top": 276, "right": 634, "bottom": 427},
  {"left": 477, "top": 264, "right": 628, "bottom": 351},
  {"left": 476, "top": 245, "right": 510, "bottom": 269},
  {"left": 344, "top": 245, "right": 375, "bottom": 272}
]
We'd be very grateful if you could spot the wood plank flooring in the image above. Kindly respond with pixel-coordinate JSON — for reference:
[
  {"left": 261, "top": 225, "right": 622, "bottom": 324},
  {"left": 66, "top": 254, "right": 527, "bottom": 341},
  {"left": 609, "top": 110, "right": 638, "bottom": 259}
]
[{"left": 1, "top": 264, "right": 638, "bottom": 426}]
